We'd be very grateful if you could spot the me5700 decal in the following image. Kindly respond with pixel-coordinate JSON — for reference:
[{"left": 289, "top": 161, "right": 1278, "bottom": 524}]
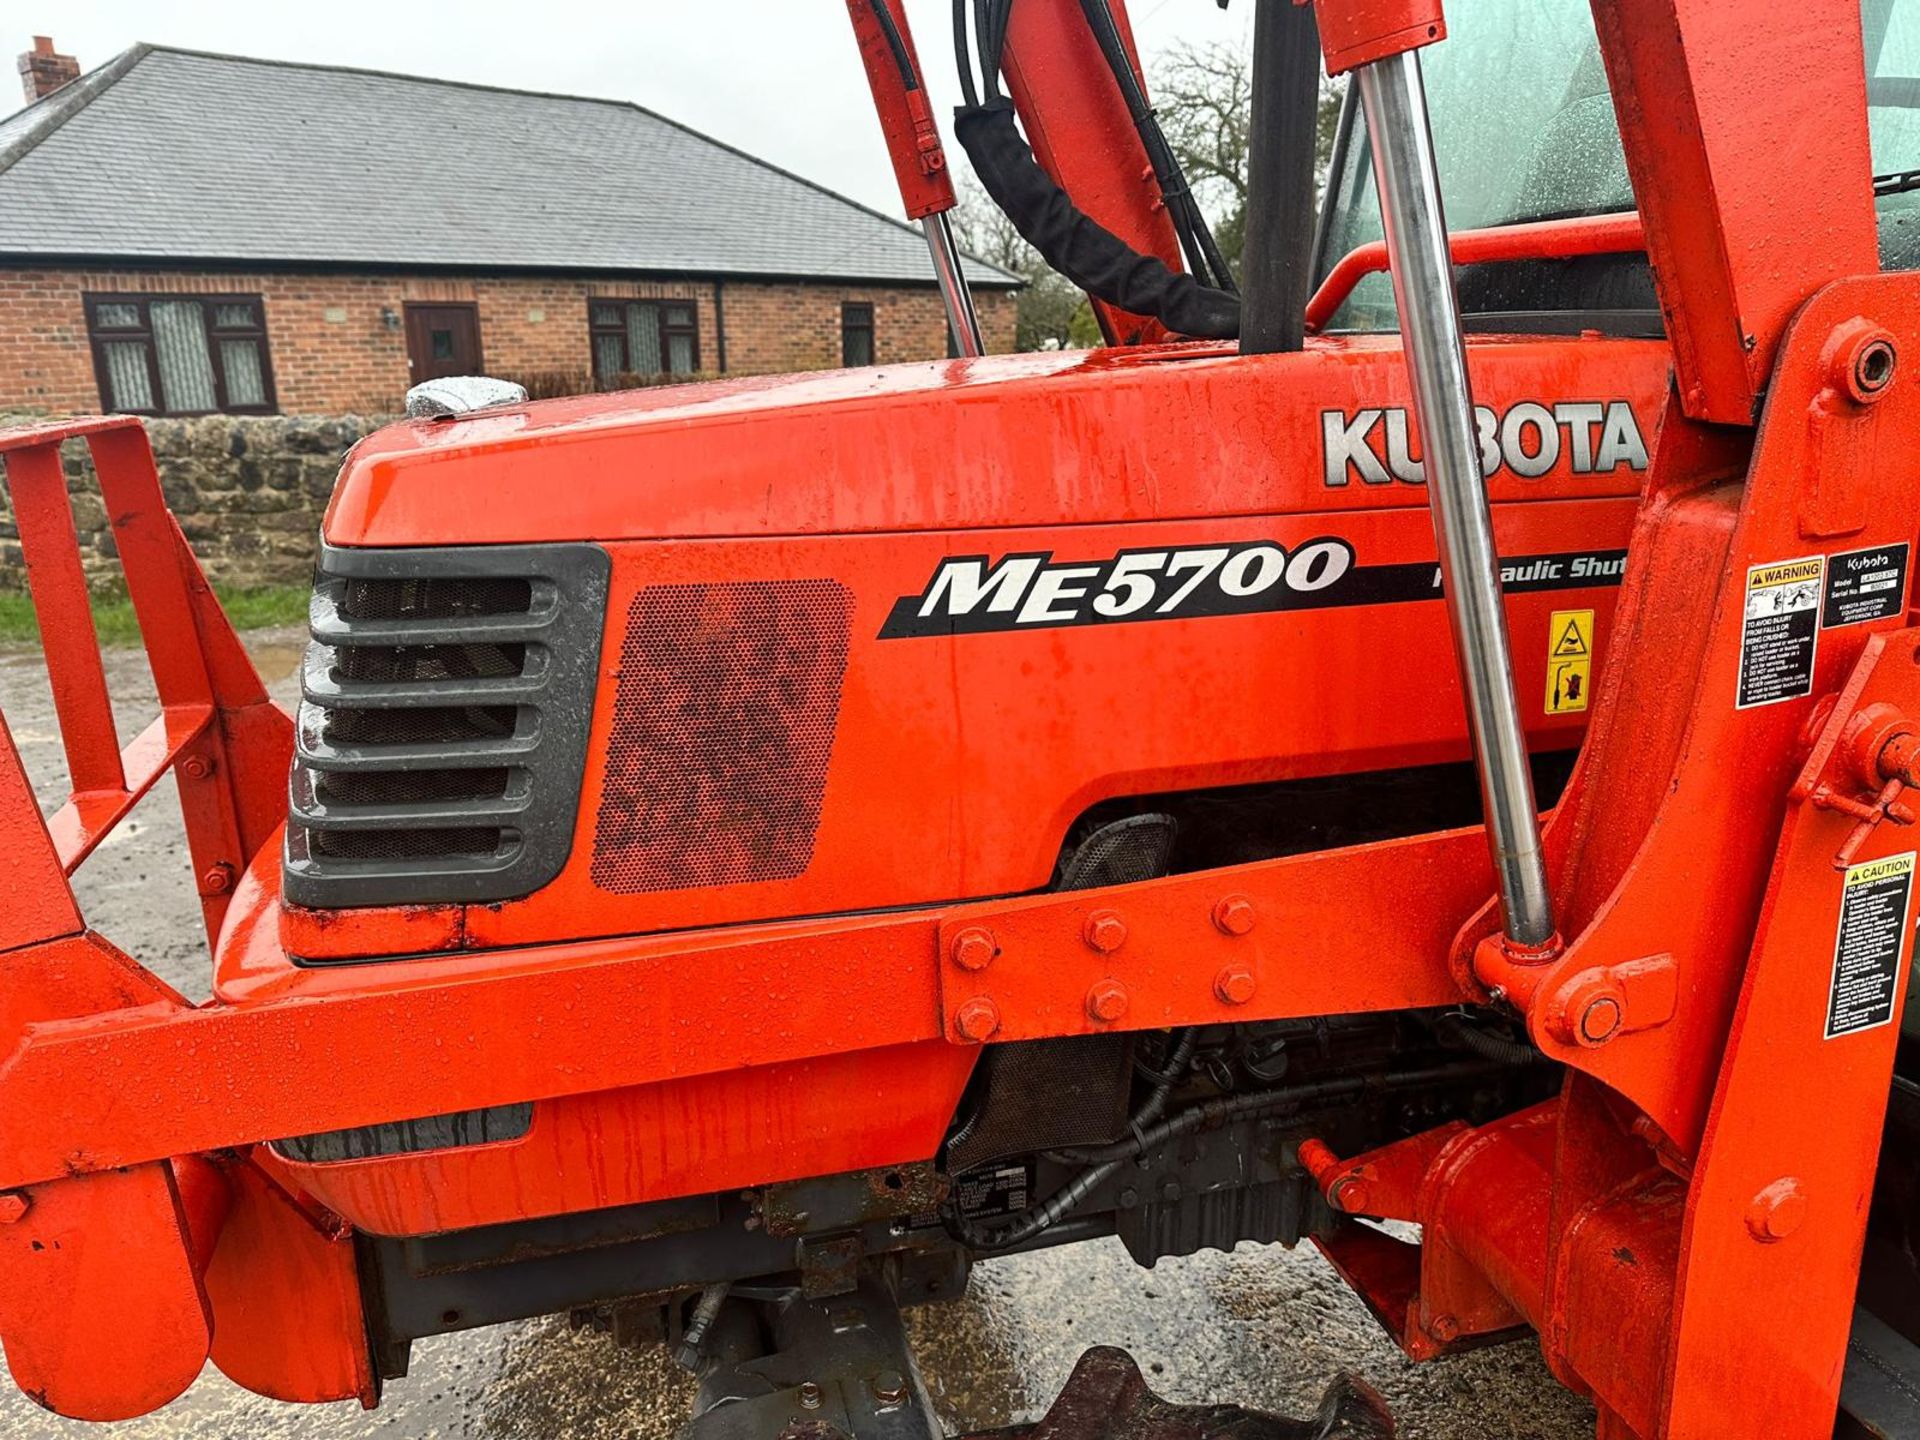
[{"left": 880, "top": 540, "right": 1628, "bottom": 639}]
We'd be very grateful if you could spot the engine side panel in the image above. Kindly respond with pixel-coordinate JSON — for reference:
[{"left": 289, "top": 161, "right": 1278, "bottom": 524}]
[{"left": 289, "top": 338, "right": 1668, "bottom": 961}]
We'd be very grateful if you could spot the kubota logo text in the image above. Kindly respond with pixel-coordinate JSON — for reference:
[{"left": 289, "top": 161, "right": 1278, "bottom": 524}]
[{"left": 1321, "top": 400, "right": 1649, "bottom": 487}]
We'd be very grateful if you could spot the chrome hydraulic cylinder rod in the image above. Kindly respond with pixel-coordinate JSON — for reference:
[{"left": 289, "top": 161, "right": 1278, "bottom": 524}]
[
  {"left": 1353, "top": 50, "right": 1555, "bottom": 946},
  {"left": 923, "top": 211, "right": 985, "bottom": 357}
]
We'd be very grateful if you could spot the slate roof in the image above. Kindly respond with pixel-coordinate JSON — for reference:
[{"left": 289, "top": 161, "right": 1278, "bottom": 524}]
[{"left": 0, "top": 45, "right": 1019, "bottom": 285}]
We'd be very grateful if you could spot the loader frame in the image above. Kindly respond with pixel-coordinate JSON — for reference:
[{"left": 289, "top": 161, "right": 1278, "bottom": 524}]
[{"left": 2, "top": 2, "right": 1917, "bottom": 1436}]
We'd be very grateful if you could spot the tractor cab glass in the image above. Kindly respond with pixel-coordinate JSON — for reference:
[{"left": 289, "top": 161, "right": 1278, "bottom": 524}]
[{"left": 1314, "top": 0, "right": 1920, "bottom": 332}]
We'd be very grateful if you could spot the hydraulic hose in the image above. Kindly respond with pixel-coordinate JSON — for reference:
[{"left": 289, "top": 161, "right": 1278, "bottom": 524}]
[
  {"left": 1435, "top": 1014, "right": 1539, "bottom": 1067},
  {"left": 950, "top": 0, "right": 1242, "bottom": 339},
  {"left": 1075, "top": 0, "right": 1236, "bottom": 293},
  {"left": 953, "top": 100, "right": 1242, "bottom": 338},
  {"left": 947, "top": 1059, "right": 1527, "bottom": 1252},
  {"left": 867, "top": 0, "right": 920, "bottom": 90}
]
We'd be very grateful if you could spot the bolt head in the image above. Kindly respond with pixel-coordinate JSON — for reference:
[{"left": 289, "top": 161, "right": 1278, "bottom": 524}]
[
  {"left": 1085, "top": 979, "right": 1129, "bottom": 1023},
  {"left": 871, "top": 1370, "right": 907, "bottom": 1406},
  {"left": 1855, "top": 337, "right": 1899, "bottom": 398},
  {"left": 797, "top": 1381, "right": 824, "bottom": 1410},
  {"left": 1214, "top": 965, "right": 1256, "bottom": 1006},
  {"left": 1083, "top": 909, "right": 1128, "bottom": 954},
  {"left": 1331, "top": 1177, "right": 1371, "bottom": 1215},
  {"left": 950, "top": 927, "right": 997, "bottom": 972},
  {"left": 1746, "top": 1178, "right": 1808, "bottom": 1242},
  {"left": 181, "top": 754, "right": 213, "bottom": 780},
  {"left": 199, "top": 862, "right": 237, "bottom": 896},
  {"left": 954, "top": 998, "right": 1000, "bottom": 1043},
  {"left": 1426, "top": 1313, "right": 1461, "bottom": 1344},
  {"left": 0, "top": 1192, "right": 28, "bottom": 1224},
  {"left": 1212, "top": 894, "right": 1257, "bottom": 936}
]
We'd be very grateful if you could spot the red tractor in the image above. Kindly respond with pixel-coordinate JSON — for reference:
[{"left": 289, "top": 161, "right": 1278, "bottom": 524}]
[{"left": 2, "top": 1, "right": 1918, "bottom": 1436}]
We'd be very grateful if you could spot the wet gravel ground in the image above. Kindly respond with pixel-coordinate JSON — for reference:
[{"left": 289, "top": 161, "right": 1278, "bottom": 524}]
[{"left": 0, "top": 635, "right": 1592, "bottom": 1440}]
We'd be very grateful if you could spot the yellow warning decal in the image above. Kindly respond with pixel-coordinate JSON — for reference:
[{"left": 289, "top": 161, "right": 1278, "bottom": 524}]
[
  {"left": 1546, "top": 608, "right": 1593, "bottom": 714},
  {"left": 1748, "top": 557, "right": 1826, "bottom": 590}
]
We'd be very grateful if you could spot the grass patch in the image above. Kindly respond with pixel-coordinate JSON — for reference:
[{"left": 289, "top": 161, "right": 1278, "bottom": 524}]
[{"left": 0, "top": 583, "right": 309, "bottom": 647}]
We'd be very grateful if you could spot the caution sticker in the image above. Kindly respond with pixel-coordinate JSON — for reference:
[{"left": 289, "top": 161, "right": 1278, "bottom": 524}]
[
  {"left": 1826, "top": 852, "right": 1915, "bottom": 1039},
  {"left": 1545, "top": 608, "right": 1594, "bottom": 714},
  {"left": 1822, "top": 542, "right": 1909, "bottom": 630},
  {"left": 1737, "top": 557, "right": 1824, "bottom": 709}
]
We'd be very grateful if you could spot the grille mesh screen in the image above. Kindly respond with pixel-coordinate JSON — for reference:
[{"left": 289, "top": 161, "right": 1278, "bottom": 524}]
[
  {"left": 317, "top": 768, "right": 511, "bottom": 807},
  {"left": 324, "top": 704, "right": 518, "bottom": 747},
  {"left": 341, "top": 576, "right": 531, "bottom": 621},
  {"left": 312, "top": 826, "right": 502, "bottom": 861},
  {"left": 591, "top": 580, "right": 852, "bottom": 893},
  {"left": 335, "top": 643, "right": 526, "bottom": 684}
]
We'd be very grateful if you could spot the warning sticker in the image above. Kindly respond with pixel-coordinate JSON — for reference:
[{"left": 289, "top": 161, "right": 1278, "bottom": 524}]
[
  {"left": 1737, "top": 557, "right": 1824, "bottom": 709},
  {"left": 1826, "top": 852, "right": 1915, "bottom": 1039},
  {"left": 1822, "top": 542, "right": 1910, "bottom": 630},
  {"left": 1546, "top": 608, "right": 1594, "bottom": 715}
]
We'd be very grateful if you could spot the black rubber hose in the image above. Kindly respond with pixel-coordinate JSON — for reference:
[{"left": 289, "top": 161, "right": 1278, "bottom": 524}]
[
  {"left": 953, "top": 99, "right": 1242, "bottom": 338},
  {"left": 1435, "top": 1014, "right": 1541, "bottom": 1068},
  {"left": 953, "top": 0, "right": 979, "bottom": 110},
  {"left": 1076, "top": 0, "right": 1235, "bottom": 294},
  {"left": 867, "top": 0, "right": 921, "bottom": 90},
  {"left": 948, "top": 1060, "right": 1525, "bottom": 1252},
  {"left": 985, "top": 0, "right": 1014, "bottom": 100},
  {"left": 974, "top": 0, "right": 1007, "bottom": 103}
]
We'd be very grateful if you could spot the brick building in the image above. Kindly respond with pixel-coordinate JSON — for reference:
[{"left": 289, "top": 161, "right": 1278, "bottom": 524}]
[{"left": 0, "top": 39, "right": 1018, "bottom": 418}]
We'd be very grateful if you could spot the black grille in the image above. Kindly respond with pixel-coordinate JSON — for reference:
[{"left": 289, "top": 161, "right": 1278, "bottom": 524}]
[
  {"left": 334, "top": 642, "right": 528, "bottom": 684},
  {"left": 311, "top": 827, "right": 504, "bottom": 862},
  {"left": 317, "top": 768, "right": 512, "bottom": 807},
  {"left": 341, "top": 576, "right": 533, "bottom": 622},
  {"left": 283, "top": 541, "right": 610, "bottom": 912},
  {"left": 323, "top": 704, "right": 520, "bottom": 747}
]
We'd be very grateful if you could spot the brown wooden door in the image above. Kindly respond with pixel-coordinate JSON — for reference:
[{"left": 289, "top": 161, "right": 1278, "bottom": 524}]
[{"left": 404, "top": 303, "right": 483, "bottom": 381}]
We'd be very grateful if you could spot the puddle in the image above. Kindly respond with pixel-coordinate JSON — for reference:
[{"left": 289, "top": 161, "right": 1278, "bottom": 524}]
[{"left": 243, "top": 630, "right": 307, "bottom": 685}]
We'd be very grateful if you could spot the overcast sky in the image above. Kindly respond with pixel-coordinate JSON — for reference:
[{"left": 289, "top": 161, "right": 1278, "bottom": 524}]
[{"left": 29, "top": 2, "right": 1253, "bottom": 217}]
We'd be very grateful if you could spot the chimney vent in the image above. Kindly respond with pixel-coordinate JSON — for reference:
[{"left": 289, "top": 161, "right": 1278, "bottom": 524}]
[{"left": 18, "top": 36, "right": 79, "bottom": 103}]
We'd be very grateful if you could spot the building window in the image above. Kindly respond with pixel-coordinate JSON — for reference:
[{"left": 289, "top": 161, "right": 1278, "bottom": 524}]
[
  {"left": 589, "top": 299, "right": 699, "bottom": 381},
  {"left": 841, "top": 302, "right": 875, "bottom": 368},
  {"left": 84, "top": 294, "right": 275, "bottom": 416}
]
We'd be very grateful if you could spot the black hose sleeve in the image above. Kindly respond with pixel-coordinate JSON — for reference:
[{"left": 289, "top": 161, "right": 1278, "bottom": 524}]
[{"left": 953, "top": 99, "right": 1242, "bottom": 340}]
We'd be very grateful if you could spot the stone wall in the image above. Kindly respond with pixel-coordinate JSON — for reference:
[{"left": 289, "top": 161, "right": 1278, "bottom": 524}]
[{"left": 0, "top": 413, "right": 386, "bottom": 592}]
